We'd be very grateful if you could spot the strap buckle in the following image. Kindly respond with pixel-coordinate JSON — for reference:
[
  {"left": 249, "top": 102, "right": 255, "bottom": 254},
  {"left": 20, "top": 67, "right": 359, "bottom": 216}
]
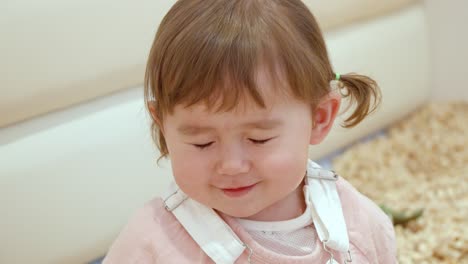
[
  {"left": 163, "top": 189, "right": 188, "bottom": 211},
  {"left": 308, "top": 169, "right": 339, "bottom": 181}
]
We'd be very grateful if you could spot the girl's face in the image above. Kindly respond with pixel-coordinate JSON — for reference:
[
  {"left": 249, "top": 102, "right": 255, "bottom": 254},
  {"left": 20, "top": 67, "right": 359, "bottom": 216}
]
[{"left": 162, "top": 71, "right": 314, "bottom": 220}]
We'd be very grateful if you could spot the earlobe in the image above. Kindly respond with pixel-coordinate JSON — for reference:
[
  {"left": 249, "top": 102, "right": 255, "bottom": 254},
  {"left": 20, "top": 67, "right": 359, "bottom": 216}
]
[{"left": 309, "top": 91, "right": 341, "bottom": 145}]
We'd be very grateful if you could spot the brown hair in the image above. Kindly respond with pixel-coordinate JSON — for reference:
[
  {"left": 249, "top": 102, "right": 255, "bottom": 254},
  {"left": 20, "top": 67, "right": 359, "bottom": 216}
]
[{"left": 144, "top": 0, "right": 381, "bottom": 159}]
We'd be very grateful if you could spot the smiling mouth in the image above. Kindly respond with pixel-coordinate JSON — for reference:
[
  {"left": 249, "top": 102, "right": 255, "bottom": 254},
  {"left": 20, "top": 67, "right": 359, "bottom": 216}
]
[{"left": 221, "top": 183, "right": 257, "bottom": 197}]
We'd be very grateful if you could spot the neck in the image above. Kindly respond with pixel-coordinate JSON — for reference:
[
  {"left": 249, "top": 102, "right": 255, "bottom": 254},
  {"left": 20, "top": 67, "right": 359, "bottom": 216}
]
[{"left": 242, "top": 180, "right": 306, "bottom": 222}]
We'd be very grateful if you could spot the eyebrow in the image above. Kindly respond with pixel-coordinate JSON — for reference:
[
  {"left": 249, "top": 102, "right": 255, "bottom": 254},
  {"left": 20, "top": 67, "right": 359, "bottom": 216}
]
[{"left": 177, "top": 119, "right": 283, "bottom": 136}]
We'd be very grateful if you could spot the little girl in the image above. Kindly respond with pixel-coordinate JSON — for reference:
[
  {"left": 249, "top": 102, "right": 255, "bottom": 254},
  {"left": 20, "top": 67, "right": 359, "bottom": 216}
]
[{"left": 104, "top": 0, "right": 396, "bottom": 263}]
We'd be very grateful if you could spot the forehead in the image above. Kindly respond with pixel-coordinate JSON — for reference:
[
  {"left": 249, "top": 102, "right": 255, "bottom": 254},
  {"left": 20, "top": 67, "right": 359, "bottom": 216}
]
[
  {"left": 164, "top": 84, "right": 311, "bottom": 137},
  {"left": 170, "top": 99, "right": 284, "bottom": 136},
  {"left": 168, "top": 88, "right": 308, "bottom": 130}
]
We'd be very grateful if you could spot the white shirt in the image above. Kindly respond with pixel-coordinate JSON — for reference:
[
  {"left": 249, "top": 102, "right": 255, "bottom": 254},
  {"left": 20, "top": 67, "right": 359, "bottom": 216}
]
[{"left": 236, "top": 200, "right": 318, "bottom": 256}]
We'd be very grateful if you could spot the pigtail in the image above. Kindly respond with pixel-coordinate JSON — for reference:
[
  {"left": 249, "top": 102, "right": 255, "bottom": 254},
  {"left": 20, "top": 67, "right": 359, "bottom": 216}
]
[{"left": 337, "top": 73, "right": 382, "bottom": 128}]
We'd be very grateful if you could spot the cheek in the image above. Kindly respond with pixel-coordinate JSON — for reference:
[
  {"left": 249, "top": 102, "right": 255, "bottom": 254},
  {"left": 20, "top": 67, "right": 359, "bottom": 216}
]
[
  {"left": 170, "top": 151, "right": 212, "bottom": 201},
  {"left": 167, "top": 143, "right": 214, "bottom": 190},
  {"left": 256, "top": 139, "right": 309, "bottom": 181},
  {"left": 171, "top": 150, "right": 207, "bottom": 176}
]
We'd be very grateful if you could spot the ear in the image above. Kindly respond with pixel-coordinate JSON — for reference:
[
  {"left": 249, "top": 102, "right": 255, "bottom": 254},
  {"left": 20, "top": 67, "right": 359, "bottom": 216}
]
[{"left": 309, "top": 91, "right": 341, "bottom": 145}]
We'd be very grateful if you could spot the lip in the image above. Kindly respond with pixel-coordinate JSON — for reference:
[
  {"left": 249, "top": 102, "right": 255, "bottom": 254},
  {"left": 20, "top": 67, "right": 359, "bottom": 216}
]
[{"left": 221, "top": 183, "right": 257, "bottom": 198}]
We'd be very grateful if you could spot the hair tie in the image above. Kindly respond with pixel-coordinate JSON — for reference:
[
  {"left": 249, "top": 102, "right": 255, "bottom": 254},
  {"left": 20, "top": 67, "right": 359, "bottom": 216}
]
[{"left": 331, "top": 73, "right": 346, "bottom": 95}]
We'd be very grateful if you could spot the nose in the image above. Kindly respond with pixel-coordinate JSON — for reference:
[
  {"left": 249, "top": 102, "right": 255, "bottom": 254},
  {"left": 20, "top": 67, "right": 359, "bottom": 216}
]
[{"left": 216, "top": 143, "right": 250, "bottom": 176}]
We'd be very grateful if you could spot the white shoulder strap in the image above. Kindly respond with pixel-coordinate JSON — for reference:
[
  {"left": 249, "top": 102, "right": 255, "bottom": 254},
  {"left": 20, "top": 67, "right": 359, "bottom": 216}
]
[
  {"left": 163, "top": 182, "right": 247, "bottom": 264},
  {"left": 305, "top": 160, "right": 350, "bottom": 253}
]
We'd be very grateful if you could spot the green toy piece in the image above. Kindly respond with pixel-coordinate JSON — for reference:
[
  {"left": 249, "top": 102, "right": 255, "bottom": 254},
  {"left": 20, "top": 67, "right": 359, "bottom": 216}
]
[{"left": 379, "top": 204, "right": 424, "bottom": 226}]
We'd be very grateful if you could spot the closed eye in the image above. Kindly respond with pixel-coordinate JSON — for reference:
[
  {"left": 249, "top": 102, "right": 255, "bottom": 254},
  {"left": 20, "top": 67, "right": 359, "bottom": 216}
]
[
  {"left": 193, "top": 142, "right": 214, "bottom": 149},
  {"left": 249, "top": 138, "right": 274, "bottom": 144}
]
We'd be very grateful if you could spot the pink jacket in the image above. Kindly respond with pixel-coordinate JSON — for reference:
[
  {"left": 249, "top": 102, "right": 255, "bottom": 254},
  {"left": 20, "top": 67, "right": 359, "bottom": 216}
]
[{"left": 103, "top": 177, "right": 397, "bottom": 263}]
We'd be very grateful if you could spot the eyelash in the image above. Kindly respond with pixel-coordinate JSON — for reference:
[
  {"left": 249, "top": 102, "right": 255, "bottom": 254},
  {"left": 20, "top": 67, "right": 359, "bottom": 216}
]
[
  {"left": 249, "top": 138, "right": 272, "bottom": 144},
  {"left": 193, "top": 142, "right": 214, "bottom": 149},
  {"left": 193, "top": 138, "right": 273, "bottom": 149}
]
